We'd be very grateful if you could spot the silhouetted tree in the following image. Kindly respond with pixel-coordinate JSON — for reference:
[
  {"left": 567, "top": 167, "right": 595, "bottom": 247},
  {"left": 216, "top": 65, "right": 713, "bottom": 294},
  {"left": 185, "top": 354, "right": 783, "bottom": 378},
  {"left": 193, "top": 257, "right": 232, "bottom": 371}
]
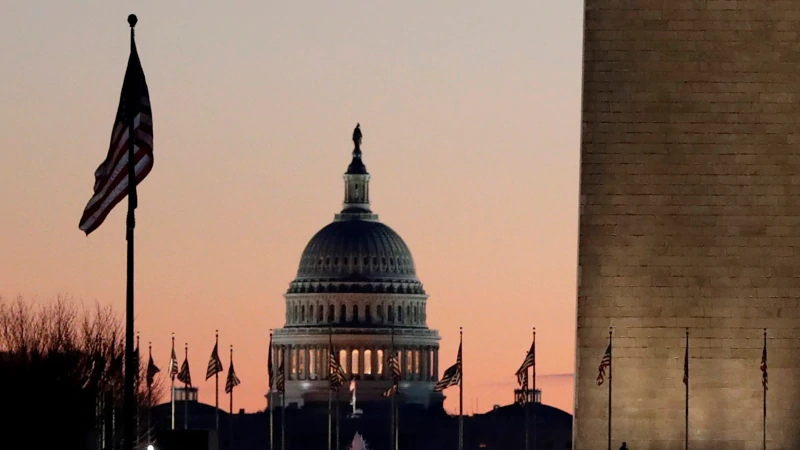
[{"left": 0, "top": 295, "right": 164, "bottom": 450}]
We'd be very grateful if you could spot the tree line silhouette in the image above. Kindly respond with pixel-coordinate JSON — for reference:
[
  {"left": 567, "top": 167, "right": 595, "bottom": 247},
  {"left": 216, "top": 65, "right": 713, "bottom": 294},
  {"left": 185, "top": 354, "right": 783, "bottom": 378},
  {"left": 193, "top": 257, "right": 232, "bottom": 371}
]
[{"left": 0, "top": 295, "right": 164, "bottom": 450}]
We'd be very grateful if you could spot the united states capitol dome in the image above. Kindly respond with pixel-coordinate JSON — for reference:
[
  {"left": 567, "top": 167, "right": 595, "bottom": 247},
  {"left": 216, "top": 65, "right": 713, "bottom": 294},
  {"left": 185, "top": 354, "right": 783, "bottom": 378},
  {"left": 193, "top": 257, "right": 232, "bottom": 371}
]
[
  {"left": 287, "top": 132, "right": 425, "bottom": 295},
  {"left": 273, "top": 124, "right": 440, "bottom": 409}
]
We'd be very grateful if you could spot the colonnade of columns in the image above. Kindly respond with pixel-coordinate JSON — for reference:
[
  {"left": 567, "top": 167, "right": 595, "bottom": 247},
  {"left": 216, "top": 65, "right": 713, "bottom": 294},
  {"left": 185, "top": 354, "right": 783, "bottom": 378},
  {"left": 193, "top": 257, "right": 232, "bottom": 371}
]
[{"left": 274, "top": 344, "right": 439, "bottom": 382}]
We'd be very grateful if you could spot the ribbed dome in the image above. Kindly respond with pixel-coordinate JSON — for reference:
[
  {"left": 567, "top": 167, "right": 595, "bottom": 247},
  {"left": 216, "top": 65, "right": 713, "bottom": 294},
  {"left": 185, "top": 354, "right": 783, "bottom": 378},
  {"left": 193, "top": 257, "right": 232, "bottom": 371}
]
[{"left": 296, "top": 219, "right": 417, "bottom": 280}]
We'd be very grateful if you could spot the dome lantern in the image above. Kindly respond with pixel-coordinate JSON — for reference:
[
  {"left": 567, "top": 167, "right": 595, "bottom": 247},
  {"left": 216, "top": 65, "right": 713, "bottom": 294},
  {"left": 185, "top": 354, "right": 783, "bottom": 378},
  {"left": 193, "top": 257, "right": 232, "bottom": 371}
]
[{"left": 337, "top": 123, "right": 377, "bottom": 222}]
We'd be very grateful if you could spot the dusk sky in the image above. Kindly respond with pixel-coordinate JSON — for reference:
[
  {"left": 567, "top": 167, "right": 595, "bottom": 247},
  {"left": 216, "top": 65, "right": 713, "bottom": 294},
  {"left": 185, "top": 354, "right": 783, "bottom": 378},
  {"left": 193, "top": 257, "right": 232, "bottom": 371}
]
[{"left": 0, "top": 1, "right": 583, "bottom": 414}]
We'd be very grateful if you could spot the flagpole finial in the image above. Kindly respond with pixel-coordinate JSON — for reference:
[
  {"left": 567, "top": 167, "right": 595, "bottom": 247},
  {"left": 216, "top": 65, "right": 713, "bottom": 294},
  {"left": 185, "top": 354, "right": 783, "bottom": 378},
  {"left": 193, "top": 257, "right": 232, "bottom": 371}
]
[{"left": 128, "top": 14, "right": 138, "bottom": 28}]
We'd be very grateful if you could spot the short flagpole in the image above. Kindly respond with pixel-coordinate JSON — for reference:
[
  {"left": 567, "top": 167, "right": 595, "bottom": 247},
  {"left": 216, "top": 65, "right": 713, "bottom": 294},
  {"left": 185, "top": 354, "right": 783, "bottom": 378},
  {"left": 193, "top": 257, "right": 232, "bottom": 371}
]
[
  {"left": 184, "top": 343, "right": 189, "bottom": 430},
  {"left": 215, "top": 330, "right": 220, "bottom": 432},
  {"left": 336, "top": 387, "right": 341, "bottom": 450},
  {"left": 390, "top": 328, "right": 396, "bottom": 450},
  {"left": 685, "top": 328, "right": 689, "bottom": 450},
  {"left": 269, "top": 330, "right": 274, "bottom": 450},
  {"left": 532, "top": 327, "right": 537, "bottom": 450},
  {"left": 171, "top": 333, "right": 176, "bottom": 430},
  {"left": 608, "top": 328, "right": 612, "bottom": 450},
  {"left": 135, "top": 332, "right": 141, "bottom": 446},
  {"left": 147, "top": 342, "right": 153, "bottom": 444},
  {"left": 763, "top": 328, "right": 767, "bottom": 450},
  {"left": 459, "top": 326, "right": 463, "bottom": 450},
  {"left": 281, "top": 346, "right": 286, "bottom": 450},
  {"left": 328, "top": 330, "right": 333, "bottom": 450},
  {"left": 123, "top": 14, "right": 139, "bottom": 450},
  {"left": 229, "top": 345, "right": 235, "bottom": 450}
]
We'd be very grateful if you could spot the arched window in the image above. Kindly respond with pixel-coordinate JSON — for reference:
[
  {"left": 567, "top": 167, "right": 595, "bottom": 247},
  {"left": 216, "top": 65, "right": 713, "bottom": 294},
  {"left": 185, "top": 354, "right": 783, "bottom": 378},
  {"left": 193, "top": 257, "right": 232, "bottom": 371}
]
[
  {"left": 309, "top": 349, "right": 317, "bottom": 379},
  {"left": 352, "top": 304, "right": 359, "bottom": 323},
  {"left": 377, "top": 349, "right": 384, "bottom": 375},
  {"left": 352, "top": 349, "right": 360, "bottom": 375},
  {"left": 406, "top": 305, "right": 411, "bottom": 322},
  {"left": 365, "top": 305, "right": 372, "bottom": 323},
  {"left": 301, "top": 305, "right": 306, "bottom": 322},
  {"left": 293, "top": 305, "right": 298, "bottom": 323},
  {"left": 377, "top": 304, "right": 384, "bottom": 322},
  {"left": 328, "top": 304, "right": 335, "bottom": 322},
  {"left": 318, "top": 305, "right": 324, "bottom": 322},
  {"left": 397, "top": 305, "right": 403, "bottom": 322},
  {"left": 339, "top": 349, "right": 348, "bottom": 374},
  {"left": 388, "top": 305, "right": 394, "bottom": 322},
  {"left": 309, "top": 305, "right": 315, "bottom": 323},
  {"left": 298, "top": 349, "right": 306, "bottom": 379},
  {"left": 340, "top": 304, "right": 347, "bottom": 322},
  {"left": 413, "top": 305, "right": 418, "bottom": 323},
  {"left": 290, "top": 348, "right": 298, "bottom": 378},
  {"left": 364, "top": 349, "right": 372, "bottom": 375}
]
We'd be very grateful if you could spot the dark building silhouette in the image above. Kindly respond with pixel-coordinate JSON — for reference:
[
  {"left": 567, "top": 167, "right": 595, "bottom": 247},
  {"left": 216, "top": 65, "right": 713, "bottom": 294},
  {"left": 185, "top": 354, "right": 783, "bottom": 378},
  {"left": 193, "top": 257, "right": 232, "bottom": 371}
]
[{"left": 147, "top": 388, "right": 572, "bottom": 450}]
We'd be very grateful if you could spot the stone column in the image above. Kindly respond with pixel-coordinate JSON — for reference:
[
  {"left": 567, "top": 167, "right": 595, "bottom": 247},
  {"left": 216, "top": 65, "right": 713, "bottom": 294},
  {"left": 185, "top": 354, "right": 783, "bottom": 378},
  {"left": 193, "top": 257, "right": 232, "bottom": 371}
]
[
  {"left": 433, "top": 349, "right": 439, "bottom": 381},
  {"left": 421, "top": 346, "right": 428, "bottom": 381}
]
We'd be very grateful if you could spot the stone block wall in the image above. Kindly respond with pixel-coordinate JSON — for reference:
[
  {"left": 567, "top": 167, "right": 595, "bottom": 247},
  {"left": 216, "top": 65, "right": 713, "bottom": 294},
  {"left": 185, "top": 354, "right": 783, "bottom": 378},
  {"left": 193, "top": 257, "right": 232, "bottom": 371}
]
[{"left": 576, "top": 1, "right": 800, "bottom": 449}]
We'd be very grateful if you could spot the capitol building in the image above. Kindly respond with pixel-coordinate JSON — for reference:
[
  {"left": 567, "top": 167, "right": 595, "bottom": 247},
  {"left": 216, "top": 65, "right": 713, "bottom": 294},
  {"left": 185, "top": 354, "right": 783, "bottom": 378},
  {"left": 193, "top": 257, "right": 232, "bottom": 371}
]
[{"left": 272, "top": 127, "right": 442, "bottom": 408}]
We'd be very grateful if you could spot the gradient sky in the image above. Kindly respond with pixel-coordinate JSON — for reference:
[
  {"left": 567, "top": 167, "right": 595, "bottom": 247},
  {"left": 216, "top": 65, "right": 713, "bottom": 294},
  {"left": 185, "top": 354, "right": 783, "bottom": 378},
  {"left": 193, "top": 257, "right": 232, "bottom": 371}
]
[{"left": 0, "top": 1, "right": 582, "bottom": 414}]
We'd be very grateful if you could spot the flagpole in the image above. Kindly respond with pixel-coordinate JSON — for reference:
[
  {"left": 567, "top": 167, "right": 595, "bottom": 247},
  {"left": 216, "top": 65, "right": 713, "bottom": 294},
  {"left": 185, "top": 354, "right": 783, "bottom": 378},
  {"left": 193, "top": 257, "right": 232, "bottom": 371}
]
[
  {"left": 147, "top": 342, "right": 153, "bottom": 444},
  {"left": 123, "top": 14, "right": 139, "bottom": 450},
  {"left": 135, "top": 332, "right": 141, "bottom": 446},
  {"left": 390, "top": 328, "right": 396, "bottom": 450},
  {"left": 269, "top": 330, "right": 274, "bottom": 450},
  {"left": 184, "top": 343, "right": 189, "bottom": 430},
  {"left": 524, "top": 339, "right": 529, "bottom": 450},
  {"left": 459, "top": 326, "right": 463, "bottom": 450},
  {"left": 763, "top": 328, "right": 767, "bottom": 450},
  {"left": 685, "top": 328, "right": 689, "bottom": 450},
  {"left": 608, "top": 328, "right": 612, "bottom": 450},
  {"left": 216, "top": 330, "right": 220, "bottom": 432},
  {"left": 147, "top": 342, "right": 152, "bottom": 437},
  {"left": 336, "top": 387, "right": 341, "bottom": 450},
  {"left": 281, "top": 346, "right": 286, "bottom": 450},
  {"left": 532, "top": 327, "right": 537, "bottom": 450},
  {"left": 229, "top": 345, "right": 234, "bottom": 450},
  {"left": 171, "top": 333, "right": 176, "bottom": 430},
  {"left": 328, "top": 330, "right": 333, "bottom": 450}
]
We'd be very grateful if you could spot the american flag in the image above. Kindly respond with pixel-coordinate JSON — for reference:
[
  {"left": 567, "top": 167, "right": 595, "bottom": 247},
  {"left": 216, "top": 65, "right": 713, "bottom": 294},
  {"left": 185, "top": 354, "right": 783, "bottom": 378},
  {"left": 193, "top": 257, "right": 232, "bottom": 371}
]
[
  {"left": 79, "top": 38, "right": 154, "bottom": 235},
  {"left": 382, "top": 384, "right": 398, "bottom": 397},
  {"left": 225, "top": 360, "right": 241, "bottom": 394},
  {"left": 761, "top": 335, "right": 768, "bottom": 391},
  {"left": 206, "top": 342, "right": 223, "bottom": 381},
  {"left": 168, "top": 346, "right": 179, "bottom": 380},
  {"left": 178, "top": 357, "right": 192, "bottom": 387},
  {"left": 328, "top": 344, "right": 347, "bottom": 391},
  {"left": 682, "top": 338, "right": 689, "bottom": 386},
  {"left": 267, "top": 335, "right": 274, "bottom": 389},
  {"left": 387, "top": 351, "right": 402, "bottom": 383},
  {"left": 515, "top": 339, "right": 535, "bottom": 387},
  {"left": 596, "top": 343, "right": 611, "bottom": 386},
  {"left": 276, "top": 359, "right": 285, "bottom": 392},
  {"left": 133, "top": 341, "right": 140, "bottom": 384},
  {"left": 146, "top": 353, "right": 160, "bottom": 388},
  {"left": 517, "top": 371, "right": 529, "bottom": 405},
  {"left": 433, "top": 343, "right": 462, "bottom": 392}
]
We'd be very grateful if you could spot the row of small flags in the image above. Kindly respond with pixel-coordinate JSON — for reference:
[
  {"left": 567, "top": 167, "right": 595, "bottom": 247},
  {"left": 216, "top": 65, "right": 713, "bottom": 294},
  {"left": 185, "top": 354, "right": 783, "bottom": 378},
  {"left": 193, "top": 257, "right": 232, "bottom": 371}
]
[
  {"left": 595, "top": 328, "right": 769, "bottom": 390},
  {"left": 143, "top": 334, "right": 241, "bottom": 395}
]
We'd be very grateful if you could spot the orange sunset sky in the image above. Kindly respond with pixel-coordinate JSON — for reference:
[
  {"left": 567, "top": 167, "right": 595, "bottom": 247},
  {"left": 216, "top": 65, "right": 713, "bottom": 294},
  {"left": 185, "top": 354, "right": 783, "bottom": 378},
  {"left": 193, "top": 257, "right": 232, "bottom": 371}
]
[{"left": 0, "top": 1, "right": 583, "bottom": 414}]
